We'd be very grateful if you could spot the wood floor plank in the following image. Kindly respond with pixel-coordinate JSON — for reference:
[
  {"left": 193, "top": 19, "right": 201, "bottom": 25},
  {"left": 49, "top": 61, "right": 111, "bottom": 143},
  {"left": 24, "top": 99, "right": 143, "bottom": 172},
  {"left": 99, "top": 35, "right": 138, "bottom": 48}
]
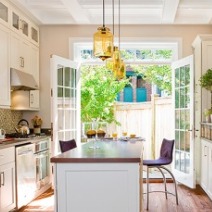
[
  {"left": 143, "top": 183, "right": 212, "bottom": 212},
  {"left": 18, "top": 183, "right": 212, "bottom": 212}
]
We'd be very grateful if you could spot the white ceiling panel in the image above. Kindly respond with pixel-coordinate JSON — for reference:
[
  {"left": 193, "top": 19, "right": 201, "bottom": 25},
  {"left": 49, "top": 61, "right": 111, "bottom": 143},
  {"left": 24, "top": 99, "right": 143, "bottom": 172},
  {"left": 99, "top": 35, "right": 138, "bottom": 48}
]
[{"left": 8, "top": 0, "right": 212, "bottom": 25}]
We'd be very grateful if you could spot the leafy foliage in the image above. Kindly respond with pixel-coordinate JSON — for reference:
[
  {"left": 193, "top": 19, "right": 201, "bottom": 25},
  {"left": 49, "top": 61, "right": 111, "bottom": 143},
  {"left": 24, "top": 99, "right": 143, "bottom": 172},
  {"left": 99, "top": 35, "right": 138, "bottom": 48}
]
[
  {"left": 131, "top": 65, "right": 172, "bottom": 95},
  {"left": 81, "top": 65, "right": 130, "bottom": 124},
  {"left": 199, "top": 68, "right": 212, "bottom": 91}
]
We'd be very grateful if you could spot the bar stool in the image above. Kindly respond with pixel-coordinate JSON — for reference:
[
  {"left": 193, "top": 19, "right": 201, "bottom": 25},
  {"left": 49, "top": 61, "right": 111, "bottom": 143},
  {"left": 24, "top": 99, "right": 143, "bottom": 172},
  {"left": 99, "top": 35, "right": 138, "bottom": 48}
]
[
  {"left": 143, "top": 138, "right": 178, "bottom": 210},
  {"left": 59, "top": 139, "right": 77, "bottom": 153}
]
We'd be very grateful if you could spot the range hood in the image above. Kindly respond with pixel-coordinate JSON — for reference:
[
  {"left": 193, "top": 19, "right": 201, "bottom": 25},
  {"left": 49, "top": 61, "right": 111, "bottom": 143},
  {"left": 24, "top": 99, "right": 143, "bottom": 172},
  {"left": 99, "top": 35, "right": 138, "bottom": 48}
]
[{"left": 11, "top": 68, "right": 38, "bottom": 90}]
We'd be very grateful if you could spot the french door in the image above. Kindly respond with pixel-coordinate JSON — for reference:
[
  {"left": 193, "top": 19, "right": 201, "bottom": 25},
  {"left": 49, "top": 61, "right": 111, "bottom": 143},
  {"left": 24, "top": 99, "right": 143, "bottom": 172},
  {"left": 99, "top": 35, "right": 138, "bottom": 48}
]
[
  {"left": 172, "top": 55, "right": 196, "bottom": 188},
  {"left": 50, "top": 55, "right": 80, "bottom": 156}
]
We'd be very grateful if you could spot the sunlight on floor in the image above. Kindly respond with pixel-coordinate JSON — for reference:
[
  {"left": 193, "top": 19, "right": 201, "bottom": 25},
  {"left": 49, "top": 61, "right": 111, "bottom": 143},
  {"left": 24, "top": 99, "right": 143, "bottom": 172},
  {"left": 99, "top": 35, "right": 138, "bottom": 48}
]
[{"left": 19, "top": 189, "right": 54, "bottom": 212}]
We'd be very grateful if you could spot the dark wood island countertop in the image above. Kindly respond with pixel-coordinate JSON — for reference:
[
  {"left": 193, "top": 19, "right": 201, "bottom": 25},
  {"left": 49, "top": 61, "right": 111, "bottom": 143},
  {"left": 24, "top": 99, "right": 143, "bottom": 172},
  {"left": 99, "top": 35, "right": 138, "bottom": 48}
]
[{"left": 51, "top": 140, "right": 143, "bottom": 163}]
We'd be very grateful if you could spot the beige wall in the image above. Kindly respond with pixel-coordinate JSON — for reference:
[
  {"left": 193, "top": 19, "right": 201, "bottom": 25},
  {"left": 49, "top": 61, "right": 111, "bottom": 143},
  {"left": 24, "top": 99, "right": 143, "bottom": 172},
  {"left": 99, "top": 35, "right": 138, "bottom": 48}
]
[{"left": 27, "top": 24, "right": 212, "bottom": 128}]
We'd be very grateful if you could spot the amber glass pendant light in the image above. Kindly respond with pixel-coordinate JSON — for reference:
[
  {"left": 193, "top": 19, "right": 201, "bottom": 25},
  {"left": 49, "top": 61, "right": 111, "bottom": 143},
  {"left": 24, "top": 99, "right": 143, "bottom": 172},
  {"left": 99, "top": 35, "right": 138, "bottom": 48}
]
[
  {"left": 106, "top": 0, "right": 125, "bottom": 80},
  {"left": 115, "top": 59, "right": 126, "bottom": 80},
  {"left": 93, "top": 0, "right": 114, "bottom": 61},
  {"left": 113, "top": 0, "right": 126, "bottom": 80}
]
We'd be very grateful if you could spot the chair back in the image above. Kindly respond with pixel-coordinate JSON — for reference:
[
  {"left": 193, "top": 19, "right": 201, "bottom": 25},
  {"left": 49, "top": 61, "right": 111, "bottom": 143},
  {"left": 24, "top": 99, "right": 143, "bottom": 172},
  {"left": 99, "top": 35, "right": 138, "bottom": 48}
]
[
  {"left": 59, "top": 139, "right": 77, "bottom": 153},
  {"left": 160, "top": 138, "right": 175, "bottom": 164}
]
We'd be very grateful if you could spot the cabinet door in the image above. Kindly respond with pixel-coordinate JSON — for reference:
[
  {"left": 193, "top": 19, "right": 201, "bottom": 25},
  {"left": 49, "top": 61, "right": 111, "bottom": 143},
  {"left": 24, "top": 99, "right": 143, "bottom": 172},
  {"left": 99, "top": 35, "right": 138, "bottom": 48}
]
[
  {"left": 30, "top": 44, "right": 39, "bottom": 86},
  {"left": 30, "top": 23, "right": 39, "bottom": 46},
  {"left": 11, "top": 7, "right": 29, "bottom": 38},
  {"left": 0, "top": 25, "right": 10, "bottom": 107},
  {"left": 0, "top": 162, "right": 16, "bottom": 212},
  {"left": 208, "top": 143, "right": 212, "bottom": 199},
  {"left": 30, "top": 90, "right": 39, "bottom": 109},
  {"left": 10, "top": 32, "right": 30, "bottom": 72},
  {"left": 201, "top": 140, "right": 209, "bottom": 191}
]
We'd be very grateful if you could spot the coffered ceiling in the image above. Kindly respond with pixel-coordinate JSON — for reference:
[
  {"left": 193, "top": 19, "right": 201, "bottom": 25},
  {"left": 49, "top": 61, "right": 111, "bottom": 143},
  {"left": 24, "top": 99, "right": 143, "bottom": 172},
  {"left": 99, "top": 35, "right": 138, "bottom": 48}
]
[{"left": 11, "top": 0, "right": 212, "bottom": 25}]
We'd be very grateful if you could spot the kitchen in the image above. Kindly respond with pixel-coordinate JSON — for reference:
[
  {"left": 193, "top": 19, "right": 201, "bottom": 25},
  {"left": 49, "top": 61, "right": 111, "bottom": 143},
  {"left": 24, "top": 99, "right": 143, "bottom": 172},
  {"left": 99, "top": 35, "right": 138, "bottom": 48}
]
[{"left": 1, "top": 0, "right": 212, "bottom": 212}]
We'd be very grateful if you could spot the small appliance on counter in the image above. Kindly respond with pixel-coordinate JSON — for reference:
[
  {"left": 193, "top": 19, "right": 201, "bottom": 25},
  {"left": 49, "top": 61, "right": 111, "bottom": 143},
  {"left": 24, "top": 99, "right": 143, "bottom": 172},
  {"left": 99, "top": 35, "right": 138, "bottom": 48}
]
[
  {"left": 15, "top": 119, "right": 30, "bottom": 135},
  {"left": 0, "top": 128, "right": 6, "bottom": 139}
]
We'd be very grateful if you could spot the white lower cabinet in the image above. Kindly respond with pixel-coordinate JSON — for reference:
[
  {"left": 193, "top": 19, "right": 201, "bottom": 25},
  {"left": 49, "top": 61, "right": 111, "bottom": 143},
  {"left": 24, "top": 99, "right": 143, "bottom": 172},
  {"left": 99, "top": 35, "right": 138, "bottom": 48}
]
[
  {"left": 0, "top": 147, "right": 16, "bottom": 212},
  {"left": 54, "top": 163, "right": 140, "bottom": 212},
  {"left": 201, "top": 138, "right": 212, "bottom": 199}
]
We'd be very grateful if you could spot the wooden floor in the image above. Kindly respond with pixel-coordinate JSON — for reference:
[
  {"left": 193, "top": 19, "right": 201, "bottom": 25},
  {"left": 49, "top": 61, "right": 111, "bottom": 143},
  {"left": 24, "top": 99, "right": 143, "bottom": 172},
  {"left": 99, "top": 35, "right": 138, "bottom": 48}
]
[
  {"left": 143, "top": 183, "right": 212, "bottom": 212},
  {"left": 17, "top": 183, "right": 212, "bottom": 212}
]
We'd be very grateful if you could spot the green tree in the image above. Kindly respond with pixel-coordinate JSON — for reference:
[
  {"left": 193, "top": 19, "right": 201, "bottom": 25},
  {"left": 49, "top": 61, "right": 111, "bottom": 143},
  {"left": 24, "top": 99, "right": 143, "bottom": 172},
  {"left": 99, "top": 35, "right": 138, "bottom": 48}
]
[
  {"left": 132, "top": 64, "right": 172, "bottom": 95},
  {"left": 81, "top": 65, "right": 129, "bottom": 124}
]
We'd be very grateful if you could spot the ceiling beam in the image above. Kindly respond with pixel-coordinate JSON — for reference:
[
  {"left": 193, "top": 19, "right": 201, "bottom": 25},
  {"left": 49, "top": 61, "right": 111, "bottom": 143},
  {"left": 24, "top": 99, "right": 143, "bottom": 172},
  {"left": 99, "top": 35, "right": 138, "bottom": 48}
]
[
  {"left": 60, "top": 0, "right": 90, "bottom": 24},
  {"left": 161, "top": 0, "right": 180, "bottom": 23}
]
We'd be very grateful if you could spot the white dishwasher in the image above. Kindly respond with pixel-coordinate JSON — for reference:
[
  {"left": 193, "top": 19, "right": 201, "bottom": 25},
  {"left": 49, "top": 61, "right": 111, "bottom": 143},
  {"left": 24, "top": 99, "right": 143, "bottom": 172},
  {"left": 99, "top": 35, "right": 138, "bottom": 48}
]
[{"left": 16, "top": 143, "right": 36, "bottom": 209}]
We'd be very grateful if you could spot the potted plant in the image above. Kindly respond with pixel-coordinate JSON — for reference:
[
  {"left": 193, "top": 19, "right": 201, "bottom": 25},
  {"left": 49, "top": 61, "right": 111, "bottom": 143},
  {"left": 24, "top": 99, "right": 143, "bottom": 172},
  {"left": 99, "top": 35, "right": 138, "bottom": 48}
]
[
  {"left": 31, "top": 115, "right": 43, "bottom": 134},
  {"left": 81, "top": 65, "right": 130, "bottom": 135},
  {"left": 203, "top": 108, "right": 212, "bottom": 123},
  {"left": 200, "top": 68, "right": 212, "bottom": 106}
]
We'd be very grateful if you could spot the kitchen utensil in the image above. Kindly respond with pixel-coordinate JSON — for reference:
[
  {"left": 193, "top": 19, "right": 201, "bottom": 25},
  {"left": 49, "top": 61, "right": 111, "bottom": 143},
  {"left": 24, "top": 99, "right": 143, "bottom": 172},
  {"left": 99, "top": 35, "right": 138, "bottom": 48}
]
[
  {"left": 0, "top": 129, "right": 6, "bottom": 139},
  {"left": 15, "top": 119, "right": 30, "bottom": 135}
]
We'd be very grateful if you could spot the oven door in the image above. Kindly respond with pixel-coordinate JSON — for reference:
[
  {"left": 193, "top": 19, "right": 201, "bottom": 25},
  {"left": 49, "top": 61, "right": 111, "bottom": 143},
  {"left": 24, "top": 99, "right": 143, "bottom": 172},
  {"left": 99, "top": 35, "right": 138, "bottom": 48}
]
[{"left": 35, "top": 149, "right": 50, "bottom": 190}]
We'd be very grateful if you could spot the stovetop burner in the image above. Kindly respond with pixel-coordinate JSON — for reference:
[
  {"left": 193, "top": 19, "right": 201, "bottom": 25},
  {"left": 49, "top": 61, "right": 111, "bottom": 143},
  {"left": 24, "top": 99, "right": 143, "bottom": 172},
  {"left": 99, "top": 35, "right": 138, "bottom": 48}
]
[
  {"left": 5, "top": 133, "right": 46, "bottom": 139},
  {"left": 6, "top": 133, "right": 34, "bottom": 139}
]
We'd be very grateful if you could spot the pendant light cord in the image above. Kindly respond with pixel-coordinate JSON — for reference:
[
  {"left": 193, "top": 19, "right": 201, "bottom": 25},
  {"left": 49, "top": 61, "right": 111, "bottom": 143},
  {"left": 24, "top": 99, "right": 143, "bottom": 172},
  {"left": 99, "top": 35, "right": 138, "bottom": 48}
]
[
  {"left": 118, "top": 0, "right": 120, "bottom": 50},
  {"left": 112, "top": 0, "right": 114, "bottom": 35},
  {"left": 103, "top": 0, "right": 105, "bottom": 27}
]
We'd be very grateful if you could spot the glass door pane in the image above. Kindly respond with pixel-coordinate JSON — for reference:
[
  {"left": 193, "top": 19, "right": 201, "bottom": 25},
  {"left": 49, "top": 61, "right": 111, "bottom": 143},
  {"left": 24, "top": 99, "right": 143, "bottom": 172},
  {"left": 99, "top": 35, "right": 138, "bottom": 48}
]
[
  {"left": 0, "top": 2, "right": 8, "bottom": 23},
  {"left": 172, "top": 55, "right": 195, "bottom": 188},
  {"left": 51, "top": 55, "right": 79, "bottom": 156},
  {"left": 12, "top": 12, "right": 19, "bottom": 30}
]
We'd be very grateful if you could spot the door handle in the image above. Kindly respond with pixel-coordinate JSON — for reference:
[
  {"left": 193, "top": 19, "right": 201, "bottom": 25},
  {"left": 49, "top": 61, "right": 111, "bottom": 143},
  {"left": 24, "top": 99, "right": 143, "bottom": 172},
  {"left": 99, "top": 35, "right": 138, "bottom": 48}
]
[{"left": 187, "top": 129, "right": 199, "bottom": 132}]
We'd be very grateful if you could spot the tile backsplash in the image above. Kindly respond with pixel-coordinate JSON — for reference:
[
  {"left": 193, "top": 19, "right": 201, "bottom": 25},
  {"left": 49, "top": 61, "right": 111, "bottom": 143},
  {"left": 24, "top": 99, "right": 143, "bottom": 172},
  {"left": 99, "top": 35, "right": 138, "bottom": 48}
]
[{"left": 0, "top": 109, "right": 23, "bottom": 134}]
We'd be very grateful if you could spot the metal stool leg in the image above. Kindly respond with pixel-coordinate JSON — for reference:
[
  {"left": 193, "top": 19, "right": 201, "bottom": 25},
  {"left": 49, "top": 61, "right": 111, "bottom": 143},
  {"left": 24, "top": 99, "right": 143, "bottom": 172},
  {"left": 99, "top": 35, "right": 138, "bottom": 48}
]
[
  {"left": 146, "top": 166, "right": 150, "bottom": 210},
  {"left": 161, "top": 166, "right": 178, "bottom": 205},
  {"left": 157, "top": 167, "right": 168, "bottom": 199}
]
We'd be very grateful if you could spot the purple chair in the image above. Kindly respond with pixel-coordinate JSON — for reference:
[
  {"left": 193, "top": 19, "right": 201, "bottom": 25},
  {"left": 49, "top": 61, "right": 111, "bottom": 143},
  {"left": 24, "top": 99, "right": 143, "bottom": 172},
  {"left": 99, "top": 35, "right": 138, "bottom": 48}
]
[
  {"left": 143, "top": 138, "right": 178, "bottom": 210},
  {"left": 59, "top": 139, "right": 77, "bottom": 153}
]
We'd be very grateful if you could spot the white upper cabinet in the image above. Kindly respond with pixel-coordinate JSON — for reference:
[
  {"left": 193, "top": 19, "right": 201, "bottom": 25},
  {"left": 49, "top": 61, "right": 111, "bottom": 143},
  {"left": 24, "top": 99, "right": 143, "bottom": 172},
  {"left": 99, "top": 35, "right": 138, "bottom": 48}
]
[
  {"left": 30, "top": 44, "right": 39, "bottom": 86},
  {"left": 30, "top": 22, "right": 39, "bottom": 47},
  {"left": 0, "top": 0, "right": 39, "bottom": 109},
  {"left": 11, "top": 7, "right": 29, "bottom": 38},
  {"left": 0, "top": 24, "right": 10, "bottom": 107},
  {"left": 0, "top": 0, "right": 39, "bottom": 46},
  {"left": 10, "top": 32, "right": 31, "bottom": 73}
]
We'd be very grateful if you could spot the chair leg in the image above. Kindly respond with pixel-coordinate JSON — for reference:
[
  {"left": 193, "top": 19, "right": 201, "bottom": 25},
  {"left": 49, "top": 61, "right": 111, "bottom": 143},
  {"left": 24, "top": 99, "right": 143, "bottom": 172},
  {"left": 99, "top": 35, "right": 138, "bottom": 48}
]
[
  {"left": 157, "top": 167, "right": 168, "bottom": 199},
  {"left": 146, "top": 166, "right": 149, "bottom": 210},
  {"left": 161, "top": 166, "right": 178, "bottom": 205}
]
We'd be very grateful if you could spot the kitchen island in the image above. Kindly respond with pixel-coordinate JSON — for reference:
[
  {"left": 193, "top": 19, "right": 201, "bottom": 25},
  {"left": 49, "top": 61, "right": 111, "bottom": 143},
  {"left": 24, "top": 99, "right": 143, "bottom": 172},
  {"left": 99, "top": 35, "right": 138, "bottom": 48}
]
[{"left": 51, "top": 139, "right": 143, "bottom": 212}]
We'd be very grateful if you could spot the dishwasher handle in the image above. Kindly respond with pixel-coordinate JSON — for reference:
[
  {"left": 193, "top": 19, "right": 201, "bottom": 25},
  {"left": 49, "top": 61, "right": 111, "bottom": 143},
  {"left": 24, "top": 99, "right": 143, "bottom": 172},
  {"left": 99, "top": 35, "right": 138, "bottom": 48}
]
[{"left": 0, "top": 172, "right": 4, "bottom": 187}]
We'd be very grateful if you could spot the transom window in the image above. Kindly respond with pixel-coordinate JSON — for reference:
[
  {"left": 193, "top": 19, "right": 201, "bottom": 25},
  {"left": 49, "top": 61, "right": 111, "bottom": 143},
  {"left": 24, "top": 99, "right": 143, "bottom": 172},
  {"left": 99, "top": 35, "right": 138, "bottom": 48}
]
[{"left": 73, "top": 41, "right": 179, "bottom": 64}]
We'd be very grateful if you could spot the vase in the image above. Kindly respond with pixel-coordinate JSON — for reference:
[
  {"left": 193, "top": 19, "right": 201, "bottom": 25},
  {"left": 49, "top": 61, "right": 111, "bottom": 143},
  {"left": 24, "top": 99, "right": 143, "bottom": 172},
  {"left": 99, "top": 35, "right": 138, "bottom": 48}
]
[{"left": 34, "top": 127, "right": 41, "bottom": 135}]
